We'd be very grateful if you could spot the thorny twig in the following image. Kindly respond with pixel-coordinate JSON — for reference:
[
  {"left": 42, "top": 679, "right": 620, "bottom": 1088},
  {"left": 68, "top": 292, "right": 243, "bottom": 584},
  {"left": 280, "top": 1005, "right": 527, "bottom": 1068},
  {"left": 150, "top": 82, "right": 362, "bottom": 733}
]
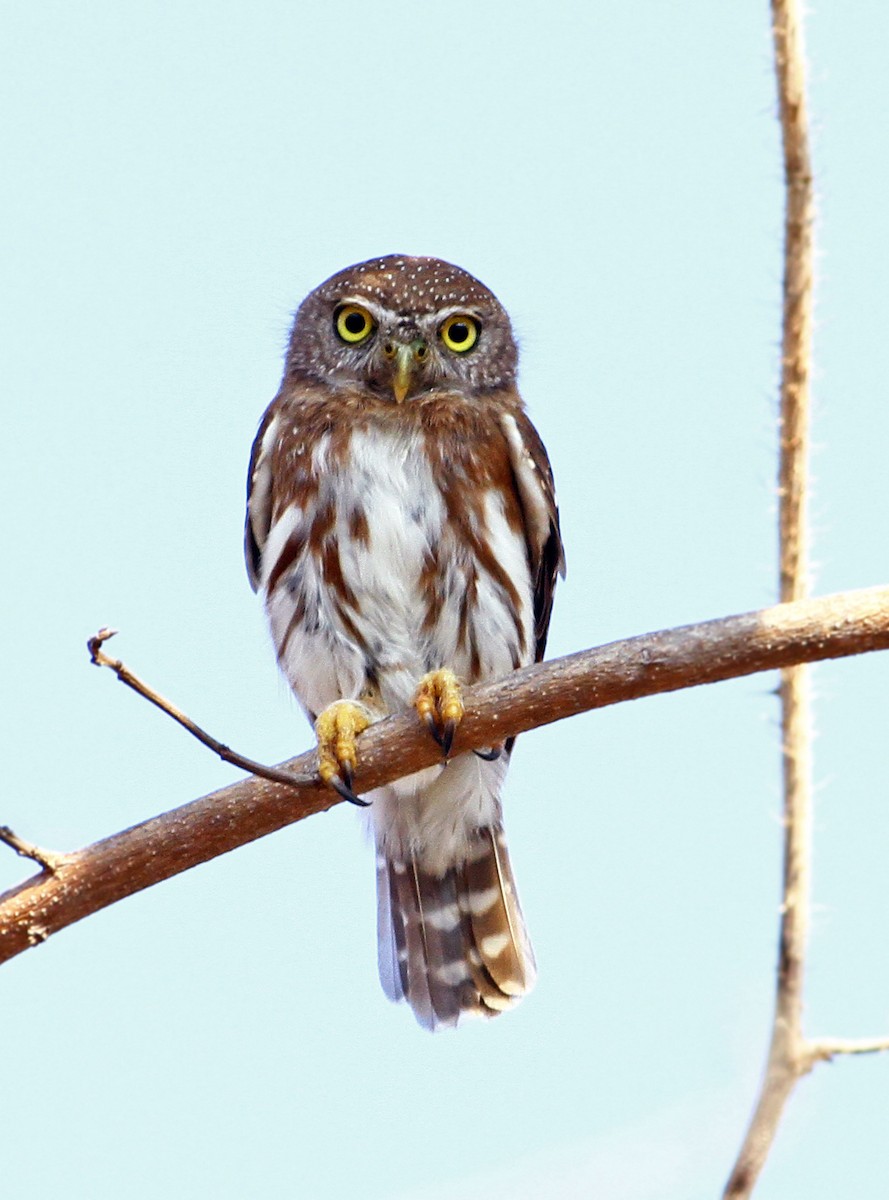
[{"left": 87, "top": 627, "right": 331, "bottom": 796}]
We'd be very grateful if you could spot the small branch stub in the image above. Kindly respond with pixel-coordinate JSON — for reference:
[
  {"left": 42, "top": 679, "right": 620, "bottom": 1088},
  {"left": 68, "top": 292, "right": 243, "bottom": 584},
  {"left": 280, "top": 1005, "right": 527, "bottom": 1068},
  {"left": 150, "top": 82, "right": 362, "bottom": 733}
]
[
  {"left": 0, "top": 827, "right": 65, "bottom": 875},
  {"left": 88, "top": 626, "right": 120, "bottom": 666}
]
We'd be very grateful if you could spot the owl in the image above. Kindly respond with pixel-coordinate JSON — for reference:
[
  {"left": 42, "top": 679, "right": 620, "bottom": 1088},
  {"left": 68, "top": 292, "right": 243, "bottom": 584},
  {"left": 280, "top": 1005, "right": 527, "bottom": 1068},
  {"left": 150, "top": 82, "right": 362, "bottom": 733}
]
[{"left": 245, "top": 255, "right": 564, "bottom": 1029}]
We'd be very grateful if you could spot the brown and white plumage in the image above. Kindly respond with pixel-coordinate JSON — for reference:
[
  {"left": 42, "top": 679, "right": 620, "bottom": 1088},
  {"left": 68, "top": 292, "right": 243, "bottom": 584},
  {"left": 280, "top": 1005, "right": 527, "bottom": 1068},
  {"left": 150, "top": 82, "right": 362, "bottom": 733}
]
[{"left": 246, "top": 255, "right": 563, "bottom": 1029}]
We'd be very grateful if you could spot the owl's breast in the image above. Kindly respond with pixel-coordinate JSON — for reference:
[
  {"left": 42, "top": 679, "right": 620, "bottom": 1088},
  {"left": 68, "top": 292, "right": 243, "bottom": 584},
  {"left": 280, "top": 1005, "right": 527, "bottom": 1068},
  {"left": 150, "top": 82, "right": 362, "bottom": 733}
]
[{"left": 262, "top": 420, "right": 533, "bottom": 715}]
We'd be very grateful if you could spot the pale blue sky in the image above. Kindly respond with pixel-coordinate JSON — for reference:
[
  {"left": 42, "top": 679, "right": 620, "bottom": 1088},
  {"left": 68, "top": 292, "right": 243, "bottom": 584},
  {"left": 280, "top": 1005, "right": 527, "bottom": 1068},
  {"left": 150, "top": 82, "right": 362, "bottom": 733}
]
[{"left": 2, "top": 3, "right": 888, "bottom": 1197}]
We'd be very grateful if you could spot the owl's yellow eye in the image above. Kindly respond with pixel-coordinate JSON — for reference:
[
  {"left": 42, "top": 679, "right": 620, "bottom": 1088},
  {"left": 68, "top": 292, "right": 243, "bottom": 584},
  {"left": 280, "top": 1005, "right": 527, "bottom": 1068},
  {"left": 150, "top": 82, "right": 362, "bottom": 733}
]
[
  {"left": 439, "top": 314, "right": 480, "bottom": 353},
  {"left": 335, "top": 304, "right": 375, "bottom": 344}
]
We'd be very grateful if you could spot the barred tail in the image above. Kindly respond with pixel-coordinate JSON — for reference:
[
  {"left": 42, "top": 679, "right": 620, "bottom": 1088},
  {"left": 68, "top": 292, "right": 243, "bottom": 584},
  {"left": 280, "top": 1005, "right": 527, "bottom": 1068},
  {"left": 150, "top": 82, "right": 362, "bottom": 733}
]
[{"left": 376, "top": 825, "right": 536, "bottom": 1031}]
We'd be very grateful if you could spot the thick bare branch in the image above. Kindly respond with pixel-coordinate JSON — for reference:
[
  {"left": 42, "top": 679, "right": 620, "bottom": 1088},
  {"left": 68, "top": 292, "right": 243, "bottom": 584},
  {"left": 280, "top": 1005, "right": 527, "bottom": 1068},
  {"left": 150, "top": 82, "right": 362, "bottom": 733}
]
[{"left": 0, "top": 587, "right": 887, "bottom": 967}]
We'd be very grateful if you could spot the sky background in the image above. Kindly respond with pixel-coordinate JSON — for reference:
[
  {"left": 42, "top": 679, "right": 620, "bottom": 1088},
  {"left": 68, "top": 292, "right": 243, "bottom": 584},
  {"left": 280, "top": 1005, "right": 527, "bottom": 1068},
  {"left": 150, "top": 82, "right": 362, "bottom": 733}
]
[{"left": 2, "top": 3, "right": 889, "bottom": 1197}]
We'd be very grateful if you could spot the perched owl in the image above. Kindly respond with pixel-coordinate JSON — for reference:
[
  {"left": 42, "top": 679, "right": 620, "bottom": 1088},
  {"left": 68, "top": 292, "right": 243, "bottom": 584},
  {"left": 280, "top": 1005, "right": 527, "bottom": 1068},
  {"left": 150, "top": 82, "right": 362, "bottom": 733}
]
[{"left": 245, "top": 255, "right": 564, "bottom": 1029}]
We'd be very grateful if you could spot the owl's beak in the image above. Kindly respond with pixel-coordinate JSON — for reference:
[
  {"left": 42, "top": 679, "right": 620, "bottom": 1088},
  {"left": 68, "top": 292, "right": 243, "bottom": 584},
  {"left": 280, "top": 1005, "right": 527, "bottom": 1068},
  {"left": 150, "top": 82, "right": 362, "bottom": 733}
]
[{"left": 391, "top": 340, "right": 427, "bottom": 403}]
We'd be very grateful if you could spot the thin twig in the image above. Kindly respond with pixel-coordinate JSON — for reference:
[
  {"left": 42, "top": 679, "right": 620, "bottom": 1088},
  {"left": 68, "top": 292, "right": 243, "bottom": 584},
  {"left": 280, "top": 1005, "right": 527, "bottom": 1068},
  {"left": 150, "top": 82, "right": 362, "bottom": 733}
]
[
  {"left": 88, "top": 628, "right": 315, "bottom": 792},
  {"left": 808, "top": 1037, "right": 889, "bottom": 1064},
  {"left": 724, "top": 1, "right": 818, "bottom": 1194},
  {"left": 1, "top": 587, "right": 888, "bottom": 966},
  {"left": 0, "top": 827, "right": 65, "bottom": 874}
]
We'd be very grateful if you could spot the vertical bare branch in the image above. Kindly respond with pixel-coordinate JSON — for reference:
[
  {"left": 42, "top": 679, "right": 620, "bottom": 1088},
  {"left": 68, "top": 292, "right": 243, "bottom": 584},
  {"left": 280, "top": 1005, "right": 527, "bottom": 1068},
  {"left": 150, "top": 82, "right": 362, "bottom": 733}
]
[{"left": 724, "top": 0, "right": 815, "bottom": 1194}]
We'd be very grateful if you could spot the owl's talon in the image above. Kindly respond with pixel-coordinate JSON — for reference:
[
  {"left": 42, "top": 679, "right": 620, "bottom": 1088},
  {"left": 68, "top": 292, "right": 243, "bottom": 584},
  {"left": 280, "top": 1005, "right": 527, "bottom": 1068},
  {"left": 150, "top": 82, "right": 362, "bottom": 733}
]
[
  {"left": 315, "top": 700, "right": 373, "bottom": 807},
  {"left": 330, "top": 774, "right": 371, "bottom": 808},
  {"left": 473, "top": 746, "right": 502, "bottom": 762},
  {"left": 441, "top": 718, "right": 458, "bottom": 758},
  {"left": 422, "top": 711, "right": 443, "bottom": 747},
  {"left": 414, "top": 669, "right": 465, "bottom": 760}
]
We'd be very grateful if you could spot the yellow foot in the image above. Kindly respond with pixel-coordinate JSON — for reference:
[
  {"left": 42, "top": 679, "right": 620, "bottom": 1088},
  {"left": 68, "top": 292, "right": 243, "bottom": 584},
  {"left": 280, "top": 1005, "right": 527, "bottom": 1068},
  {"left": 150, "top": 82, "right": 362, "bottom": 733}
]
[
  {"left": 314, "top": 700, "right": 373, "bottom": 807},
  {"left": 414, "top": 668, "right": 465, "bottom": 757}
]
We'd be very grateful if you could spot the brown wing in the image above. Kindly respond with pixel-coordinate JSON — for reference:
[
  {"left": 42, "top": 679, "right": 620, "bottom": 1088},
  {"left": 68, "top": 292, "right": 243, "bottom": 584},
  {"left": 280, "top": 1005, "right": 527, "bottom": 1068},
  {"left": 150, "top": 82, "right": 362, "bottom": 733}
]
[
  {"left": 244, "top": 404, "right": 281, "bottom": 592},
  {"left": 501, "top": 410, "right": 565, "bottom": 663}
]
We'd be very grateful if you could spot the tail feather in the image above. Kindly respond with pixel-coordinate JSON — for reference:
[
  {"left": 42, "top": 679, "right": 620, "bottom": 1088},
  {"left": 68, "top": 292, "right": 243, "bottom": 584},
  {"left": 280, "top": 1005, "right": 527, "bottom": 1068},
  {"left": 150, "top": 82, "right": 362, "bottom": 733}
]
[
  {"left": 458, "top": 826, "right": 536, "bottom": 998},
  {"left": 376, "top": 855, "right": 406, "bottom": 1003},
  {"left": 414, "top": 863, "right": 466, "bottom": 1028},
  {"left": 376, "top": 824, "right": 535, "bottom": 1030},
  {"left": 389, "top": 859, "right": 436, "bottom": 1029}
]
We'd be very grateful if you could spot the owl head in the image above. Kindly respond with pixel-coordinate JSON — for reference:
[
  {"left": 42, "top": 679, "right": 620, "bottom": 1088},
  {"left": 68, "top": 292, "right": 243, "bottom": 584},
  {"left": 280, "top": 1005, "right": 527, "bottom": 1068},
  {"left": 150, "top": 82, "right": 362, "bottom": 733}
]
[{"left": 284, "top": 255, "right": 519, "bottom": 403}]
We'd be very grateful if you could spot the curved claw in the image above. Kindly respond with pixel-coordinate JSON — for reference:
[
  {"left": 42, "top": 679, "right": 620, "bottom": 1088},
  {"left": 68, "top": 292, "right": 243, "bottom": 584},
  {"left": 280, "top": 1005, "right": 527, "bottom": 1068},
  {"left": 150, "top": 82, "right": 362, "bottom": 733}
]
[
  {"left": 330, "top": 775, "right": 371, "bottom": 808},
  {"left": 441, "top": 718, "right": 458, "bottom": 758},
  {"left": 473, "top": 746, "right": 502, "bottom": 762},
  {"left": 315, "top": 700, "right": 373, "bottom": 808},
  {"left": 423, "top": 711, "right": 445, "bottom": 750},
  {"left": 414, "top": 669, "right": 465, "bottom": 761}
]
